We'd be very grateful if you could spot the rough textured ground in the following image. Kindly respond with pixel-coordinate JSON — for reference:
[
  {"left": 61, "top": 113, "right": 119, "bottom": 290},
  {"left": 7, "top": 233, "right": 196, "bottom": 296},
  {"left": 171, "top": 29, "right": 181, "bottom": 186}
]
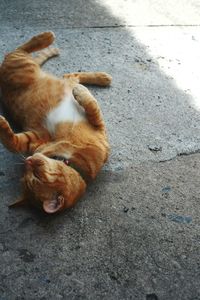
[{"left": 0, "top": 1, "right": 200, "bottom": 300}]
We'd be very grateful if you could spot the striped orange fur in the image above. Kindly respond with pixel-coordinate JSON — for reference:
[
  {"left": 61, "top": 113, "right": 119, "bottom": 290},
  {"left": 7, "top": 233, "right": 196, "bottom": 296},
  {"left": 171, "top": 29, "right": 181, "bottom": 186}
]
[{"left": 0, "top": 32, "right": 111, "bottom": 213}]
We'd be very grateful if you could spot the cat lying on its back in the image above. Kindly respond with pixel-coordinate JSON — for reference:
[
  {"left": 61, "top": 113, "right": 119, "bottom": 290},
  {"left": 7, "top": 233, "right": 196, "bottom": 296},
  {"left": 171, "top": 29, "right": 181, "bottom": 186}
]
[{"left": 0, "top": 31, "right": 111, "bottom": 213}]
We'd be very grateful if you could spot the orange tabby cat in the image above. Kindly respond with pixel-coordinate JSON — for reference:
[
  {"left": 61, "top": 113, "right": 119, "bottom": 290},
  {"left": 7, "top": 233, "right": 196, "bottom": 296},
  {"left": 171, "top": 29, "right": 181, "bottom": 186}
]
[{"left": 0, "top": 32, "right": 111, "bottom": 213}]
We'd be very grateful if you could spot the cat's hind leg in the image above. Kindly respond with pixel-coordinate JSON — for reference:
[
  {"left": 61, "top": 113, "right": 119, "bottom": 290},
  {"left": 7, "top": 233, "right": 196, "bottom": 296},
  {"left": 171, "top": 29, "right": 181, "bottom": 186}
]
[
  {"left": 0, "top": 116, "right": 44, "bottom": 153},
  {"left": 17, "top": 31, "right": 55, "bottom": 53},
  {"left": 72, "top": 85, "right": 105, "bottom": 129},
  {"left": 34, "top": 48, "right": 60, "bottom": 66},
  {"left": 64, "top": 72, "right": 112, "bottom": 87}
]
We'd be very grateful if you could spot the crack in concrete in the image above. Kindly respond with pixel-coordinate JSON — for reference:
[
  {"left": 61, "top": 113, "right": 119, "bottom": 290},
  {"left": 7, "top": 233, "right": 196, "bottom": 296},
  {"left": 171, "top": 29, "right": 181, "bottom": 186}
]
[
  {"left": 63, "top": 24, "right": 200, "bottom": 29},
  {"left": 36, "top": 24, "right": 200, "bottom": 30},
  {"left": 159, "top": 149, "right": 200, "bottom": 163}
]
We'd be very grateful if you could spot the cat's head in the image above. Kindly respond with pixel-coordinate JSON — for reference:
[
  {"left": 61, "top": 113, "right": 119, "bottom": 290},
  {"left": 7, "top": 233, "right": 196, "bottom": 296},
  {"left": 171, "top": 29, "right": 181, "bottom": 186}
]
[{"left": 19, "top": 153, "right": 86, "bottom": 213}]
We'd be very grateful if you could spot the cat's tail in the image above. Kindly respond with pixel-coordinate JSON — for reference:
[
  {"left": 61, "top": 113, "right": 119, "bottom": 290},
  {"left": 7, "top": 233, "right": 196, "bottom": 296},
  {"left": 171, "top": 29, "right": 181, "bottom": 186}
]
[
  {"left": 17, "top": 32, "right": 55, "bottom": 53},
  {"left": 64, "top": 72, "right": 112, "bottom": 87}
]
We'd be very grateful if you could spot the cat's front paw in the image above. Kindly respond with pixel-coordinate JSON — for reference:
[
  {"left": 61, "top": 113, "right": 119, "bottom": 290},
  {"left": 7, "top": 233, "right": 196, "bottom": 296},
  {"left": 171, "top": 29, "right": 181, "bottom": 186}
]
[
  {"left": 96, "top": 72, "right": 112, "bottom": 86},
  {"left": 0, "top": 116, "right": 14, "bottom": 140},
  {"left": 0, "top": 116, "right": 8, "bottom": 130}
]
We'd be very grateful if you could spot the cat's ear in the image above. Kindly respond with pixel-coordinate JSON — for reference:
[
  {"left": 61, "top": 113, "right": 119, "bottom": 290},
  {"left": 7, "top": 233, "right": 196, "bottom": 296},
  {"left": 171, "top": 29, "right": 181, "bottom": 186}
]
[
  {"left": 43, "top": 195, "right": 65, "bottom": 214},
  {"left": 9, "top": 195, "right": 28, "bottom": 208}
]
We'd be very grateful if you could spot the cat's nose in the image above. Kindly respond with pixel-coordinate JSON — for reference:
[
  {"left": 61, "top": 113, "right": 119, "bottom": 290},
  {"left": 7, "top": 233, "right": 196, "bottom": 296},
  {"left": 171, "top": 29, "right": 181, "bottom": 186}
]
[{"left": 25, "top": 157, "right": 33, "bottom": 168}]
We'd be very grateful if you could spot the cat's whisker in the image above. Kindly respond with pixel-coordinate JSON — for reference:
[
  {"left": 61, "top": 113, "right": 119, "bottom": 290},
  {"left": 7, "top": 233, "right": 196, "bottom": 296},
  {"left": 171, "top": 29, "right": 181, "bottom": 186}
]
[
  {"left": 18, "top": 157, "right": 25, "bottom": 162},
  {"left": 17, "top": 153, "right": 26, "bottom": 161}
]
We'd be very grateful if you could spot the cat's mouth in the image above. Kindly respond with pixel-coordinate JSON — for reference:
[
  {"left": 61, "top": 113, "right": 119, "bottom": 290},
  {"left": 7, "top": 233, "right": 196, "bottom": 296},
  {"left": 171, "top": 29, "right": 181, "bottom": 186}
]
[{"left": 51, "top": 155, "right": 69, "bottom": 165}]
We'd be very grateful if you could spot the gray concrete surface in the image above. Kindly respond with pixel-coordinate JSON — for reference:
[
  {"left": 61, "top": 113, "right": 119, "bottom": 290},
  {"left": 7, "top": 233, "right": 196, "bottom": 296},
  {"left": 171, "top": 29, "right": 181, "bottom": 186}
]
[{"left": 0, "top": 1, "right": 200, "bottom": 299}]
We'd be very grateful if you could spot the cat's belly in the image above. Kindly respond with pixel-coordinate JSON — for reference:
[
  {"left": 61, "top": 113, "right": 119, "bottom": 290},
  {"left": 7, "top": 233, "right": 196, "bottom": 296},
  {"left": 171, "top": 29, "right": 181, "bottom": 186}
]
[{"left": 44, "top": 93, "right": 86, "bottom": 134}]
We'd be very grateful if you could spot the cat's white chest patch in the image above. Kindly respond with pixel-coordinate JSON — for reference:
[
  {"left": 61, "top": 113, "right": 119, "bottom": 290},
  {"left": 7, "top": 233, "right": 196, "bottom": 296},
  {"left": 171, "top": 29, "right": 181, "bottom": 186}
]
[{"left": 45, "top": 93, "right": 86, "bottom": 134}]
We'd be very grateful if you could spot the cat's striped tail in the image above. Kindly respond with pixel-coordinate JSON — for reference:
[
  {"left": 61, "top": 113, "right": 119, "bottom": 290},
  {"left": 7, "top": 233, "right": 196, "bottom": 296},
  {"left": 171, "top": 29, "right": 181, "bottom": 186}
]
[{"left": 17, "top": 32, "right": 55, "bottom": 53}]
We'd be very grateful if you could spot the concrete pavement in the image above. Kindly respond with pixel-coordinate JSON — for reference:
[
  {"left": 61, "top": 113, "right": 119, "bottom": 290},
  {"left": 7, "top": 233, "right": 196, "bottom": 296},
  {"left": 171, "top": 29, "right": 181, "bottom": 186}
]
[{"left": 0, "top": 1, "right": 200, "bottom": 299}]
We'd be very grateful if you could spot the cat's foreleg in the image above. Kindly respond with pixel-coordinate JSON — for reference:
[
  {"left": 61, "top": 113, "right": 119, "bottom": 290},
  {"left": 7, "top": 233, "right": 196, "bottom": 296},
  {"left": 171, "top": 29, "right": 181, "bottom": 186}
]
[
  {"left": 72, "top": 85, "right": 105, "bottom": 129},
  {"left": 64, "top": 72, "right": 112, "bottom": 87},
  {"left": 34, "top": 48, "right": 60, "bottom": 66},
  {"left": 0, "top": 116, "right": 43, "bottom": 153}
]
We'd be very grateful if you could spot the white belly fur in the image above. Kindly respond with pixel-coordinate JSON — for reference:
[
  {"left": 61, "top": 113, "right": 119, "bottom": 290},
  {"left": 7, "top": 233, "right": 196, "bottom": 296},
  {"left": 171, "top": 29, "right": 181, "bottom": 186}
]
[{"left": 45, "top": 92, "right": 86, "bottom": 134}]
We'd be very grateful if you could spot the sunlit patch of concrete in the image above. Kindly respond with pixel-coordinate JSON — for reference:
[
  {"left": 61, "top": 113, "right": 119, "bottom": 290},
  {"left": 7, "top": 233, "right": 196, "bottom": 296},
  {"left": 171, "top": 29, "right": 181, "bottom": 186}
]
[{"left": 99, "top": 0, "right": 200, "bottom": 110}]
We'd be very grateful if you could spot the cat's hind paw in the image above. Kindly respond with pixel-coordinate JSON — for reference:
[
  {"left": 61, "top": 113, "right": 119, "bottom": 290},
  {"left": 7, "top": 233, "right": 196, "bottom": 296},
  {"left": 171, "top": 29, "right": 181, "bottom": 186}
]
[
  {"left": 50, "top": 48, "right": 60, "bottom": 56},
  {"left": 33, "top": 31, "right": 55, "bottom": 46},
  {"left": 72, "top": 85, "right": 90, "bottom": 105},
  {"left": 73, "top": 84, "right": 88, "bottom": 96}
]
